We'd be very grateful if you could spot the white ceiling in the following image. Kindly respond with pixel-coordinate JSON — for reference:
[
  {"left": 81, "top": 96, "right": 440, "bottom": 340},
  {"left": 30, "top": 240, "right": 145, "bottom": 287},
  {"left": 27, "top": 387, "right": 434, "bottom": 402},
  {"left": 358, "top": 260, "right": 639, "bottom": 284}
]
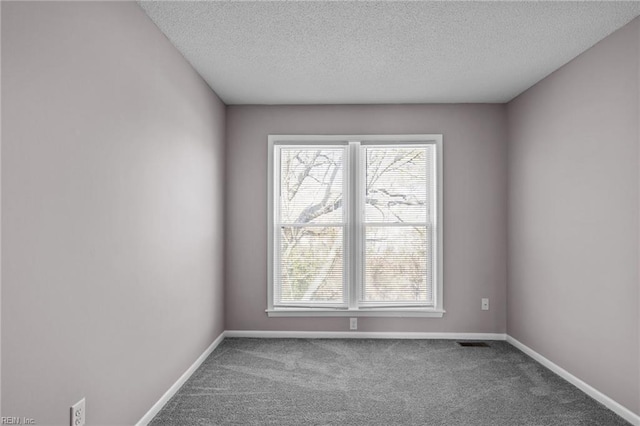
[{"left": 139, "top": 1, "right": 640, "bottom": 105}]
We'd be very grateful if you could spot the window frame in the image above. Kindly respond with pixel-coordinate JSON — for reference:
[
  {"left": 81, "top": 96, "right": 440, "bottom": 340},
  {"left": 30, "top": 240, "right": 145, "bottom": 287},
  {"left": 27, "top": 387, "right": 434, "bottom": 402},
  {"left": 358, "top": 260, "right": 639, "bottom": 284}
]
[{"left": 267, "top": 134, "right": 444, "bottom": 318}]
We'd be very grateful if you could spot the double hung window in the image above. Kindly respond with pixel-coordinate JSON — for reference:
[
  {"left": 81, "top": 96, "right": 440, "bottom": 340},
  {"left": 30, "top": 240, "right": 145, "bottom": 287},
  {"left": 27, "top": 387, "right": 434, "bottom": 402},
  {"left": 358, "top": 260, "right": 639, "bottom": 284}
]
[{"left": 267, "top": 135, "right": 443, "bottom": 317}]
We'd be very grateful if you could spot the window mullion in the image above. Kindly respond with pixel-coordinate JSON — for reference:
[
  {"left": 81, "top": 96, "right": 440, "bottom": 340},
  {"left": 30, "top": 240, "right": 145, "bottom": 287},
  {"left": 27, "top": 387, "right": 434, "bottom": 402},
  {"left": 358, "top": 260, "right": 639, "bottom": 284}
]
[
  {"left": 358, "top": 144, "right": 368, "bottom": 308},
  {"left": 348, "top": 141, "right": 361, "bottom": 310}
]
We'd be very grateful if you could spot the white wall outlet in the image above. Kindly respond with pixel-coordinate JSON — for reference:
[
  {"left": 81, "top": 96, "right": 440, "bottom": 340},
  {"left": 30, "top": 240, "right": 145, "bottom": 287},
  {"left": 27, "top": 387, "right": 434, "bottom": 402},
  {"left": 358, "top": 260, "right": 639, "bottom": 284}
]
[
  {"left": 71, "top": 398, "right": 85, "bottom": 426},
  {"left": 481, "top": 298, "right": 489, "bottom": 311},
  {"left": 349, "top": 317, "right": 357, "bottom": 330}
]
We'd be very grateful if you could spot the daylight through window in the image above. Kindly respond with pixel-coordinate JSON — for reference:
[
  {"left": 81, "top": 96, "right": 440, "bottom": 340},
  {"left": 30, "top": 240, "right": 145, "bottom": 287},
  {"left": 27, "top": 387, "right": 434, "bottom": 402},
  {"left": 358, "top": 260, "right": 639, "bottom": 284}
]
[{"left": 268, "top": 135, "right": 443, "bottom": 317}]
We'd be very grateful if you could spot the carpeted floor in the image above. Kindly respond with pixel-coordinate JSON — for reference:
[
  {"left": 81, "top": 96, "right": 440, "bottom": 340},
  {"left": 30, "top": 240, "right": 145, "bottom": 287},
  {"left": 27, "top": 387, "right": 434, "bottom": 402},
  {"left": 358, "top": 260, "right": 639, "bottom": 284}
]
[{"left": 150, "top": 338, "right": 629, "bottom": 425}]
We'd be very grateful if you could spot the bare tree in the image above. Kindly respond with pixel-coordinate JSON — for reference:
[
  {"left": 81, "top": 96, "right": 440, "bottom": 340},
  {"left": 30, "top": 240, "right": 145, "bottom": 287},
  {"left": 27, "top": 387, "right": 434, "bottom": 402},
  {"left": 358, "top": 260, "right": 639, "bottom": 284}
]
[{"left": 280, "top": 147, "right": 428, "bottom": 302}]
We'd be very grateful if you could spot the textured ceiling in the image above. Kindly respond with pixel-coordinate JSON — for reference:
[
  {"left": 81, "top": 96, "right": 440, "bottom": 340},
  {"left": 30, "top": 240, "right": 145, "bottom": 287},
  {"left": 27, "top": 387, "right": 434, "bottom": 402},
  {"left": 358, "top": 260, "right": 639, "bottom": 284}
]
[{"left": 139, "top": 1, "right": 640, "bottom": 105}]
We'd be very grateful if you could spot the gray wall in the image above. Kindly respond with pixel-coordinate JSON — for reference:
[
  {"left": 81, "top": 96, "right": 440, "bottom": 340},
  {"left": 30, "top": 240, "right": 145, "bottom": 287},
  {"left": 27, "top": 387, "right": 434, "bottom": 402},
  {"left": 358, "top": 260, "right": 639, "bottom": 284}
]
[
  {"left": 225, "top": 104, "right": 508, "bottom": 333},
  {"left": 1, "top": 2, "right": 226, "bottom": 424},
  {"left": 507, "top": 17, "right": 639, "bottom": 415}
]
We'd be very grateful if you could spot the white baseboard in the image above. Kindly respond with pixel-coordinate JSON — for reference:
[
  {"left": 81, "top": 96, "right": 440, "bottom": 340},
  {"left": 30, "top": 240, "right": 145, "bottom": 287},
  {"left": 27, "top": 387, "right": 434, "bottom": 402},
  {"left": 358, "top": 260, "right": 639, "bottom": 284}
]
[
  {"left": 506, "top": 336, "right": 640, "bottom": 426},
  {"left": 136, "top": 332, "right": 225, "bottom": 426},
  {"left": 224, "top": 330, "right": 507, "bottom": 340}
]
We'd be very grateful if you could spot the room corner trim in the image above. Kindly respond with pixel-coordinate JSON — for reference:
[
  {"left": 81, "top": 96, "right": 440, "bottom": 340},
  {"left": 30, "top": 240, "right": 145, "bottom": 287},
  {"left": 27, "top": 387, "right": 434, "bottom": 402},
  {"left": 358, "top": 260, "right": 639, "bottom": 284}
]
[
  {"left": 136, "top": 331, "right": 226, "bottom": 426},
  {"left": 224, "top": 330, "right": 507, "bottom": 340},
  {"left": 506, "top": 336, "right": 640, "bottom": 426}
]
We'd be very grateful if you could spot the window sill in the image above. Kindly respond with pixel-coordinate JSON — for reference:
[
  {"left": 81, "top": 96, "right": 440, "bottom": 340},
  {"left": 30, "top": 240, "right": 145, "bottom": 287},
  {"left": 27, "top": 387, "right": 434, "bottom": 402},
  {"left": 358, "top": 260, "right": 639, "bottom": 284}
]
[{"left": 266, "top": 308, "right": 445, "bottom": 318}]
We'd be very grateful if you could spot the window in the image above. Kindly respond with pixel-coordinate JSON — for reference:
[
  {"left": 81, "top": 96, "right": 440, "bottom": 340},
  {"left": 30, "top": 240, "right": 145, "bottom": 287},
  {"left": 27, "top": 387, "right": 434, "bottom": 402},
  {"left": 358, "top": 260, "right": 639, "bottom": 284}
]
[{"left": 267, "top": 135, "right": 443, "bottom": 317}]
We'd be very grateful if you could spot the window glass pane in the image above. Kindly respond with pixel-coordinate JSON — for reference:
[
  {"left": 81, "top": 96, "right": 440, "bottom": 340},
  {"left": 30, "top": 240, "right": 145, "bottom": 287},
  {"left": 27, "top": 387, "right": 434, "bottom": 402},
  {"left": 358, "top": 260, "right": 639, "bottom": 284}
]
[
  {"left": 365, "top": 147, "right": 431, "bottom": 223},
  {"left": 280, "top": 148, "right": 343, "bottom": 224},
  {"left": 364, "top": 226, "right": 432, "bottom": 303},
  {"left": 279, "top": 226, "right": 343, "bottom": 304}
]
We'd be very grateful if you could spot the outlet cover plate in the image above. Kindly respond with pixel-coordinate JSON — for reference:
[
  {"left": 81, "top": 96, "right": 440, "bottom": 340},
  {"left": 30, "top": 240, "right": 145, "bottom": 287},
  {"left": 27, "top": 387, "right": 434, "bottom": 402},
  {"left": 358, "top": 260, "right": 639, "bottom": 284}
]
[
  {"left": 349, "top": 317, "right": 357, "bottom": 330},
  {"left": 71, "top": 398, "right": 85, "bottom": 426},
  {"left": 481, "top": 298, "right": 489, "bottom": 311}
]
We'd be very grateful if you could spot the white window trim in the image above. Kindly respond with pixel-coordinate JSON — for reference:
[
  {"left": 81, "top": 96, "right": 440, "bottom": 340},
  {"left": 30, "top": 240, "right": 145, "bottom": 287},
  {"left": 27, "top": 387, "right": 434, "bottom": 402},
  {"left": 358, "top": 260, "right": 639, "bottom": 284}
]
[{"left": 267, "top": 134, "right": 444, "bottom": 318}]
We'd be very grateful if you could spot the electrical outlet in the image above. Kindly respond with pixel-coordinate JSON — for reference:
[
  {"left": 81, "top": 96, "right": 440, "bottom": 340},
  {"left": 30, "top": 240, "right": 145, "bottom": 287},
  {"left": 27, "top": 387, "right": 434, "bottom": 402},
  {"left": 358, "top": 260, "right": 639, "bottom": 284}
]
[
  {"left": 481, "top": 298, "right": 489, "bottom": 311},
  {"left": 71, "top": 398, "right": 85, "bottom": 426},
  {"left": 349, "top": 317, "right": 357, "bottom": 330}
]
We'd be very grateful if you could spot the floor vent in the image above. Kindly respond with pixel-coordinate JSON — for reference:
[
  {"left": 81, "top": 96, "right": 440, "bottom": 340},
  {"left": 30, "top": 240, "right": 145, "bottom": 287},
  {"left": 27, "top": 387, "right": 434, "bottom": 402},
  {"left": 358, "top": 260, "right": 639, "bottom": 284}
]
[{"left": 457, "top": 341, "right": 490, "bottom": 347}]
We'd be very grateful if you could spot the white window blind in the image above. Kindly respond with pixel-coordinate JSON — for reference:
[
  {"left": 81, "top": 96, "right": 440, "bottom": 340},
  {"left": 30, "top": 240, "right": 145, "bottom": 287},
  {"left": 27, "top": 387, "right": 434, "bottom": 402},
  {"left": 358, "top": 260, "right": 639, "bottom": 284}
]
[
  {"left": 268, "top": 135, "right": 443, "bottom": 316},
  {"left": 276, "top": 146, "right": 347, "bottom": 306},
  {"left": 361, "top": 145, "right": 435, "bottom": 306}
]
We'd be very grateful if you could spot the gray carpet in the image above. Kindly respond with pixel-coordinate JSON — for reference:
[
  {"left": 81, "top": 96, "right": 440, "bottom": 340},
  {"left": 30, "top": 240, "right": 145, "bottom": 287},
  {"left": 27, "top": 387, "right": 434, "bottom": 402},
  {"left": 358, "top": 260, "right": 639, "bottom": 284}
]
[{"left": 150, "top": 338, "right": 629, "bottom": 425}]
